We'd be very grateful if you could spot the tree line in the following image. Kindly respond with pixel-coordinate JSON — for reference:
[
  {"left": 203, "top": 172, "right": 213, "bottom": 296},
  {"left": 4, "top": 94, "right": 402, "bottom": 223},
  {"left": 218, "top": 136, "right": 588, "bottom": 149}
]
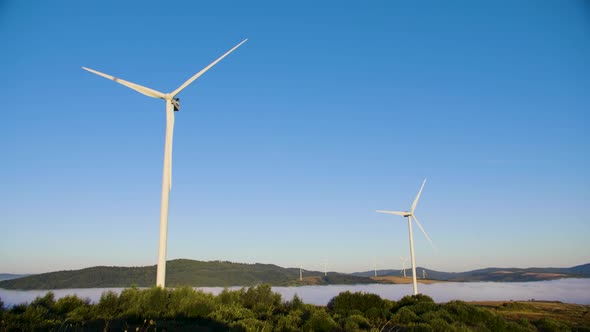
[{"left": 0, "top": 284, "right": 579, "bottom": 331}]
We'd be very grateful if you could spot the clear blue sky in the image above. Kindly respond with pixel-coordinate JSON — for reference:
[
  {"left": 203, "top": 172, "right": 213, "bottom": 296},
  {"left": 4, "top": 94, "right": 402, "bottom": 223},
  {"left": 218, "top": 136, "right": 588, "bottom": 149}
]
[{"left": 0, "top": 0, "right": 588, "bottom": 274}]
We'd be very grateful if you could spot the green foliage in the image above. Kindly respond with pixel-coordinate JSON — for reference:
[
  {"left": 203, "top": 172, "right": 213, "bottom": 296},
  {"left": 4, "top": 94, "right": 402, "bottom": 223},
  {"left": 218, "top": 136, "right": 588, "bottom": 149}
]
[
  {"left": 534, "top": 317, "right": 571, "bottom": 332},
  {"left": 393, "top": 306, "right": 420, "bottom": 324},
  {"left": 54, "top": 294, "right": 89, "bottom": 315},
  {"left": 286, "top": 293, "right": 304, "bottom": 311},
  {"left": 209, "top": 303, "right": 256, "bottom": 323},
  {"left": 327, "top": 290, "right": 391, "bottom": 326},
  {"left": 1, "top": 285, "right": 586, "bottom": 331},
  {"left": 96, "top": 290, "right": 122, "bottom": 320},
  {"left": 231, "top": 317, "right": 269, "bottom": 331},
  {"left": 303, "top": 307, "right": 338, "bottom": 332},
  {"left": 275, "top": 311, "right": 303, "bottom": 332},
  {"left": 343, "top": 313, "right": 371, "bottom": 331},
  {"left": 167, "top": 286, "right": 216, "bottom": 318},
  {"left": 392, "top": 293, "right": 435, "bottom": 313}
]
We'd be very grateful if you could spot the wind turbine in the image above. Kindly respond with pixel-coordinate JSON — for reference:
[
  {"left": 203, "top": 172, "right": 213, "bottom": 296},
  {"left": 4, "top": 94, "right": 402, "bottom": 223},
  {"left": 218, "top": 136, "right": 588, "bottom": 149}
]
[
  {"left": 377, "top": 179, "right": 434, "bottom": 295},
  {"left": 299, "top": 265, "right": 303, "bottom": 281},
  {"left": 373, "top": 258, "right": 377, "bottom": 277},
  {"left": 83, "top": 39, "right": 247, "bottom": 288},
  {"left": 400, "top": 256, "right": 408, "bottom": 278}
]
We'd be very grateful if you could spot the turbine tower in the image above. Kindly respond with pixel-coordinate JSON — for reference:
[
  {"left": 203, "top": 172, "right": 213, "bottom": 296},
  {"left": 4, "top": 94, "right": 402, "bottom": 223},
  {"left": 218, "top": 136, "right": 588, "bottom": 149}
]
[
  {"left": 83, "top": 39, "right": 247, "bottom": 288},
  {"left": 373, "top": 259, "right": 377, "bottom": 277},
  {"left": 400, "top": 256, "right": 408, "bottom": 278},
  {"left": 377, "top": 179, "right": 434, "bottom": 295}
]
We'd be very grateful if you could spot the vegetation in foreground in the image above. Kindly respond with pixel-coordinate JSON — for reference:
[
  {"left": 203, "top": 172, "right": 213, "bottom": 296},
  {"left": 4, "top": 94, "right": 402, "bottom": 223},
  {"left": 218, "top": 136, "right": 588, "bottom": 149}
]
[{"left": 1, "top": 285, "right": 589, "bottom": 331}]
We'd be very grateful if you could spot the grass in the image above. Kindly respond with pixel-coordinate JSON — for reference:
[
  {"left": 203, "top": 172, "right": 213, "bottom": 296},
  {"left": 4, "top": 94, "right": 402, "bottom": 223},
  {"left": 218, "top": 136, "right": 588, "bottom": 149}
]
[{"left": 472, "top": 300, "right": 590, "bottom": 330}]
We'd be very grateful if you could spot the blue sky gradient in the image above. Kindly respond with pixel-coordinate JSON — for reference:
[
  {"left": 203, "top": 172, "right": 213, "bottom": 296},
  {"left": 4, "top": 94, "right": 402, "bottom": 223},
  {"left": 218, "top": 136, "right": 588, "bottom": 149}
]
[{"left": 0, "top": 0, "right": 589, "bottom": 274}]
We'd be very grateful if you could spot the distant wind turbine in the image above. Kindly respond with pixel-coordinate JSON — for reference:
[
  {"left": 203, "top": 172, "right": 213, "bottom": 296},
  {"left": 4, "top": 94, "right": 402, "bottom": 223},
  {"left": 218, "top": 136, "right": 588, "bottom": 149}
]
[
  {"left": 377, "top": 179, "right": 434, "bottom": 295},
  {"left": 300, "top": 265, "right": 303, "bottom": 281},
  {"left": 83, "top": 39, "right": 247, "bottom": 288},
  {"left": 400, "top": 256, "right": 408, "bottom": 278},
  {"left": 373, "top": 258, "right": 377, "bottom": 277}
]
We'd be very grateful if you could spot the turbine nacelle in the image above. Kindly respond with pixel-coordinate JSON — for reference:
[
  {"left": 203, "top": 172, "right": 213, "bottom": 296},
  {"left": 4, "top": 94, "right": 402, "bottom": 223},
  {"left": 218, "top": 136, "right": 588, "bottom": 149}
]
[{"left": 171, "top": 98, "right": 180, "bottom": 112}]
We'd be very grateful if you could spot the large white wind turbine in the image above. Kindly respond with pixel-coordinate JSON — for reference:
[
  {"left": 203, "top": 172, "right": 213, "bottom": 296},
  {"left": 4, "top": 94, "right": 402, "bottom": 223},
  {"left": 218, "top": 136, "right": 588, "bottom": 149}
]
[
  {"left": 377, "top": 179, "right": 434, "bottom": 295},
  {"left": 83, "top": 39, "right": 247, "bottom": 288}
]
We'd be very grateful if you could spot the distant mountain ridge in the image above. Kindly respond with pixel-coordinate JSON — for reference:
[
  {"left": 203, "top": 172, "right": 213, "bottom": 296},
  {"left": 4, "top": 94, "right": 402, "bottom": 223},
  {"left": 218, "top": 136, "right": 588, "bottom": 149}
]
[
  {"left": 0, "top": 274, "right": 30, "bottom": 282},
  {"left": 0, "top": 259, "right": 328, "bottom": 290},
  {"left": 1, "top": 260, "right": 588, "bottom": 290},
  {"left": 352, "top": 263, "right": 590, "bottom": 282}
]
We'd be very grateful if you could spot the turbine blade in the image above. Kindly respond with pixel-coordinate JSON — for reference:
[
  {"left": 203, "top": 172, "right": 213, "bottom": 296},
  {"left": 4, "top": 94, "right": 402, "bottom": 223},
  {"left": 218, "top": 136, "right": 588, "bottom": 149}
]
[
  {"left": 81, "top": 67, "right": 165, "bottom": 99},
  {"left": 171, "top": 39, "right": 248, "bottom": 97},
  {"left": 411, "top": 215, "right": 436, "bottom": 251},
  {"left": 410, "top": 178, "right": 427, "bottom": 213},
  {"left": 376, "top": 210, "right": 407, "bottom": 216}
]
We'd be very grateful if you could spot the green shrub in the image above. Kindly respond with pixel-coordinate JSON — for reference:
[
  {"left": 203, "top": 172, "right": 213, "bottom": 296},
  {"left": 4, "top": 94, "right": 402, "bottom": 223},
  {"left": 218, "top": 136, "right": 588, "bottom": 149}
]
[
  {"left": 426, "top": 317, "right": 454, "bottom": 332},
  {"left": 139, "top": 286, "right": 170, "bottom": 318},
  {"left": 96, "top": 291, "right": 122, "bottom": 320},
  {"left": 231, "top": 317, "right": 269, "bottom": 331},
  {"left": 407, "top": 322, "right": 435, "bottom": 332},
  {"left": 343, "top": 313, "right": 371, "bottom": 331},
  {"left": 535, "top": 317, "right": 571, "bottom": 332},
  {"left": 54, "top": 294, "right": 89, "bottom": 316},
  {"left": 328, "top": 291, "right": 390, "bottom": 318},
  {"left": 286, "top": 293, "right": 304, "bottom": 311},
  {"left": 391, "top": 294, "right": 434, "bottom": 313},
  {"left": 168, "top": 286, "right": 216, "bottom": 318},
  {"left": 303, "top": 307, "right": 338, "bottom": 332},
  {"left": 393, "top": 306, "right": 420, "bottom": 324},
  {"left": 275, "top": 311, "right": 302, "bottom": 332},
  {"left": 219, "top": 287, "right": 246, "bottom": 306},
  {"left": 242, "top": 284, "right": 282, "bottom": 319},
  {"left": 209, "top": 303, "right": 255, "bottom": 323},
  {"left": 30, "top": 292, "right": 56, "bottom": 312}
]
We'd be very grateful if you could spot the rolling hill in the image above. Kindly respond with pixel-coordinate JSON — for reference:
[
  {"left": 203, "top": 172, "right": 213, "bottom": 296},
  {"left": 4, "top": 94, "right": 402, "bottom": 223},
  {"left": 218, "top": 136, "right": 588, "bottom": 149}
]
[
  {"left": 0, "top": 259, "right": 359, "bottom": 290},
  {"left": 0, "top": 274, "right": 30, "bottom": 282},
  {"left": 352, "top": 263, "right": 590, "bottom": 282},
  {"left": 1, "top": 261, "right": 588, "bottom": 290}
]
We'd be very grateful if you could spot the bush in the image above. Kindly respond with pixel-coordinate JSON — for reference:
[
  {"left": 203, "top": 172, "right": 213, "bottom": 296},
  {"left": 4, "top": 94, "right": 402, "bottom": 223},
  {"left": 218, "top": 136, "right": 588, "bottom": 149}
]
[
  {"left": 391, "top": 294, "right": 434, "bottom": 313},
  {"left": 242, "top": 284, "right": 282, "bottom": 319},
  {"left": 231, "top": 317, "right": 269, "bottom": 331},
  {"left": 286, "top": 293, "right": 304, "bottom": 311},
  {"left": 30, "top": 292, "right": 56, "bottom": 312},
  {"left": 343, "top": 313, "right": 371, "bottom": 331},
  {"left": 96, "top": 291, "right": 122, "bottom": 321},
  {"left": 303, "top": 308, "right": 338, "bottom": 332},
  {"left": 535, "top": 317, "right": 571, "bottom": 332},
  {"left": 393, "top": 306, "right": 420, "bottom": 324},
  {"left": 219, "top": 287, "right": 246, "bottom": 306},
  {"left": 54, "top": 294, "right": 89, "bottom": 316},
  {"left": 168, "top": 286, "right": 216, "bottom": 318},
  {"left": 209, "top": 303, "right": 255, "bottom": 323},
  {"left": 328, "top": 291, "right": 390, "bottom": 317},
  {"left": 275, "top": 311, "right": 302, "bottom": 332}
]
